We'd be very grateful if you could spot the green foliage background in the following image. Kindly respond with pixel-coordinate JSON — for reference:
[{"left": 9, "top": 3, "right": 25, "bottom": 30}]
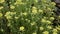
[{"left": 0, "top": 0, "right": 60, "bottom": 34}]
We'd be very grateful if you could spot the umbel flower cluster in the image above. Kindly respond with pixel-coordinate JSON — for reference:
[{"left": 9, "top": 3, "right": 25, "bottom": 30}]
[{"left": 0, "top": 0, "right": 60, "bottom": 34}]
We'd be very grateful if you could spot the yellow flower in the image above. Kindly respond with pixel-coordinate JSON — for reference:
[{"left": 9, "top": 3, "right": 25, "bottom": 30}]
[
  {"left": 32, "top": 6, "right": 37, "bottom": 14},
  {"left": 30, "top": 22, "right": 36, "bottom": 26},
  {"left": 39, "top": 9, "right": 43, "bottom": 13},
  {"left": 0, "top": 6, "right": 3, "bottom": 10},
  {"left": 0, "top": 13, "right": 3, "bottom": 17},
  {"left": 50, "top": 17, "right": 54, "bottom": 20},
  {"left": 53, "top": 32, "right": 57, "bottom": 34},
  {"left": 0, "top": 0, "right": 5, "bottom": 3},
  {"left": 14, "top": 0, "right": 26, "bottom": 5},
  {"left": 47, "top": 26, "right": 52, "bottom": 29},
  {"left": 47, "top": 8, "right": 51, "bottom": 11},
  {"left": 32, "top": 32, "right": 37, "bottom": 34},
  {"left": 23, "top": 12, "right": 27, "bottom": 16},
  {"left": 53, "top": 29, "right": 58, "bottom": 32},
  {"left": 5, "top": 11, "right": 10, "bottom": 16},
  {"left": 10, "top": 5, "right": 15, "bottom": 9},
  {"left": 6, "top": 16, "right": 12, "bottom": 19},
  {"left": 5, "top": 11, "right": 16, "bottom": 19},
  {"left": 56, "top": 27, "right": 60, "bottom": 30},
  {"left": 39, "top": 27, "right": 44, "bottom": 31},
  {"left": 43, "top": 31, "right": 49, "bottom": 34},
  {"left": 46, "top": 20, "right": 51, "bottom": 24},
  {"left": 41, "top": 19, "right": 46, "bottom": 23},
  {"left": 34, "top": 0, "right": 38, "bottom": 2},
  {"left": 15, "top": 16, "right": 19, "bottom": 19},
  {"left": 19, "top": 26, "right": 25, "bottom": 31},
  {"left": 5, "top": 11, "right": 16, "bottom": 16},
  {"left": 11, "top": 12, "right": 16, "bottom": 15},
  {"left": 51, "top": 2, "right": 56, "bottom": 5},
  {"left": 43, "top": 17, "right": 47, "bottom": 19},
  {"left": 32, "top": 9, "right": 37, "bottom": 14}
]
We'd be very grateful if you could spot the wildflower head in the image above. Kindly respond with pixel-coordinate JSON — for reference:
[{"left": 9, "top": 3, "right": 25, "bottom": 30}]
[
  {"left": 43, "top": 31, "right": 49, "bottom": 34},
  {"left": 53, "top": 32, "right": 58, "bottom": 34},
  {"left": 32, "top": 32, "right": 37, "bottom": 34},
  {"left": 39, "top": 9, "right": 43, "bottom": 13},
  {"left": 56, "top": 26, "right": 60, "bottom": 30},
  {"left": 0, "top": 13, "right": 3, "bottom": 17},
  {"left": 41, "top": 18, "right": 46, "bottom": 23},
  {"left": 30, "top": 22, "right": 36, "bottom": 26},
  {"left": 32, "top": 6, "right": 37, "bottom": 14},
  {"left": 50, "top": 17, "right": 54, "bottom": 21},
  {"left": 52, "top": 28, "right": 58, "bottom": 32},
  {"left": 47, "top": 8, "right": 51, "bottom": 11},
  {"left": 47, "top": 26, "right": 52, "bottom": 29},
  {"left": 15, "top": 16, "right": 19, "bottom": 19},
  {"left": 10, "top": 5, "right": 15, "bottom": 9},
  {"left": 5, "top": 11, "right": 16, "bottom": 19},
  {"left": 51, "top": 2, "right": 56, "bottom": 6},
  {"left": 23, "top": 12, "right": 27, "bottom": 16},
  {"left": 19, "top": 26, "right": 25, "bottom": 31},
  {"left": 39, "top": 26, "right": 44, "bottom": 31},
  {"left": 46, "top": 20, "right": 51, "bottom": 24},
  {"left": 0, "top": 6, "right": 3, "bottom": 10}
]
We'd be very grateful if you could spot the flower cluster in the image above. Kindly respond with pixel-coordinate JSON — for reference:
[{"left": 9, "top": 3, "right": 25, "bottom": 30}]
[
  {"left": 5, "top": 11, "right": 16, "bottom": 19},
  {"left": 0, "top": 0, "right": 60, "bottom": 34}
]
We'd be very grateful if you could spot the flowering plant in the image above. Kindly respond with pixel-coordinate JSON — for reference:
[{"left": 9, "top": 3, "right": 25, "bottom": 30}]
[{"left": 0, "top": 0, "right": 60, "bottom": 34}]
